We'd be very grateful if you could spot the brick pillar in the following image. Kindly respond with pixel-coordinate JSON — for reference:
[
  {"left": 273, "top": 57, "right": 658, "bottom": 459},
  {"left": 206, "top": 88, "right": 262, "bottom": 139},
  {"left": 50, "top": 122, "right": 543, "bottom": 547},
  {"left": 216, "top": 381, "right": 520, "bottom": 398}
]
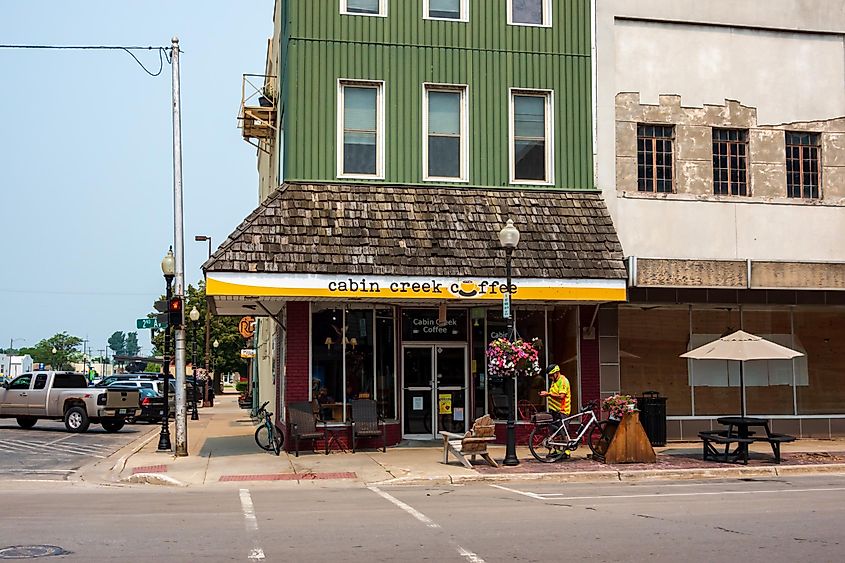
[
  {"left": 285, "top": 301, "right": 310, "bottom": 404},
  {"left": 579, "top": 305, "right": 600, "bottom": 407}
]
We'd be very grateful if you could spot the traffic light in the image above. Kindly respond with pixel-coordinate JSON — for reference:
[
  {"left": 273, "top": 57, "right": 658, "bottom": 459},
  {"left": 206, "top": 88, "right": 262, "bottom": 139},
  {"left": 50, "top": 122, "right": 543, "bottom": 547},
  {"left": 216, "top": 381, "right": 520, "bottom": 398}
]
[
  {"left": 168, "top": 296, "right": 183, "bottom": 328},
  {"left": 154, "top": 299, "right": 169, "bottom": 327}
]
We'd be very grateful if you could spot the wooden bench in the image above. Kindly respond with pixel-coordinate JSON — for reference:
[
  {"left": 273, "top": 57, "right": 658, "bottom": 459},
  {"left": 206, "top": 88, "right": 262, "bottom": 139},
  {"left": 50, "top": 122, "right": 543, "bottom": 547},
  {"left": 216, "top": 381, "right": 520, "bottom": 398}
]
[
  {"left": 440, "top": 415, "right": 498, "bottom": 469},
  {"left": 750, "top": 433, "right": 796, "bottom": 464},
  {"left": 699, "top": 431, "right": 755, "bottom": 465}
]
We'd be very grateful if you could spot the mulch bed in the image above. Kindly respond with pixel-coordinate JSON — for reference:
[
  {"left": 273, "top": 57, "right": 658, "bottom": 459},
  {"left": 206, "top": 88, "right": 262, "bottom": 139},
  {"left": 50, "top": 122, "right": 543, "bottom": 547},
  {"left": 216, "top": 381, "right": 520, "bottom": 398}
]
[{"left": 475, "top": 450, "right": 845, "bottom": 474}]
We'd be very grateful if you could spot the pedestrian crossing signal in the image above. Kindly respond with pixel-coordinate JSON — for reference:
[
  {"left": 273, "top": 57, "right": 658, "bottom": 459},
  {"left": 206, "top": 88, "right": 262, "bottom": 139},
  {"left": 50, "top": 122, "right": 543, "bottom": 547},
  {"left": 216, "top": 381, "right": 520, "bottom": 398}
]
[{"left": 168, "top": 297, "right": 183, "bottom": 328}]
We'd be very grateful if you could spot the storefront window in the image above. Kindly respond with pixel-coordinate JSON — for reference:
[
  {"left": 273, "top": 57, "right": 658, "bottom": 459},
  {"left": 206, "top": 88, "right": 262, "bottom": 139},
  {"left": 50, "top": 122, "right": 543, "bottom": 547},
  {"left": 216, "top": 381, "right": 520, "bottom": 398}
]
[
  {"left": 471, "top": 309, "right": 486, "bottom": 419},
  {"left": 794, "top": 309, "right": 845, "bottom": 415},
  {"left": 311, "top": 305, "right": 397, "bottom": 422},
  {"left": 547, "top": 306, "right": 579, "bottom": 411},
  {"left": 345, "top": 309, "right": 375, "bottom": 400},
  {"left": 690, "top": 308, "right": 742, "bottom": 416},
  {"left": 376, "top": 309, "right": 396, "bottom": 419},
  {"left": 742, "top": 309, "right": 794, "bottom": 415},
  {"left": 516, "top": 309, "right": 547, "bottom": 414},
  {"left": 619, "top": 306, "right": 692, "bottom": 416},
  {"left": 311, "top": 307, "right": 344, "bottom": 421}
]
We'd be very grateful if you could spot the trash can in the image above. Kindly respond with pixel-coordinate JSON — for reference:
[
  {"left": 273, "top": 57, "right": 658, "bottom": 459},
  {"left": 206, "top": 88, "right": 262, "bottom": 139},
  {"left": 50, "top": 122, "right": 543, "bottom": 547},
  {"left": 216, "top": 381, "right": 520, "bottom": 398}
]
[{"left": 636, "top": 391, "right": 667, "bottom": 446}]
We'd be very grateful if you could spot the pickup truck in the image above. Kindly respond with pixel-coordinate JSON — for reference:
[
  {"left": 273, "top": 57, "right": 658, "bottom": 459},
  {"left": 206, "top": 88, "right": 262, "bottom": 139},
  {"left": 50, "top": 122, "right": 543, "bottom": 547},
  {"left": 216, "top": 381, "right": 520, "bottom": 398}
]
[{"left": 0, "top": 371, "right": 138, "bottom": 433}]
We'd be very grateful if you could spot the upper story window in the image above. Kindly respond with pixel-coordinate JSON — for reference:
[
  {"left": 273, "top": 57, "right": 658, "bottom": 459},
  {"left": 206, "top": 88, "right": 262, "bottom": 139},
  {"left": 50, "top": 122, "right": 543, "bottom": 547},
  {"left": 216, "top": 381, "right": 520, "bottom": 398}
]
[
  {"left": 423, "top": 84, "right": 468, "bottom": 181},
  {"left": 637, "top": 125, "right": 674, "bottom": 193},
  {"left": 786, "top": 132, "right": 821, "bottom": 199},
  {"left": 424, "top": 0, "right": 468, "bottom": 21},
  {"left": 341, "top": 0, "right": 386, "bottom": 17},
  {"left": 337, "top": 80, "right": 385, "bottom": 178},
  {"left": 508, "top": 0, "right": 552, "bottom": 27},
  {"left": 510, "top": 89, "right": 554, "bottom": 184},
  {"left": 712, "top": 128, "right": 748, "bottom": 196}
]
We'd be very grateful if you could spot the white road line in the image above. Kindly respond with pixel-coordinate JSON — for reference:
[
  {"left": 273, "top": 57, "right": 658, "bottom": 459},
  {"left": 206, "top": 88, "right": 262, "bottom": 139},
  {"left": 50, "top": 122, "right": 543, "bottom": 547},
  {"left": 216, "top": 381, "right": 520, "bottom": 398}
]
[
  {"left": 368, "top": 487, "right": 486, "bottom": 563},
  {"left": 239, "top": 489, "right": 265, "bottom": 561},
  {"left": 0, "top": 469, "right": 76, "bottom": 474},
  {"left": 492, "top": 485, "right": 845, "bottom": 501},
  {"left": 456, "top": 546, "right": 486, "bottom": 563},
  {"left": 490, "top": 484, "right": 546, "bottom": 500},
  {"left": 369, "top": 486, "right": 440, "bottom": 528},
  {"left": 0, "top": 440, "right": 44, "bottom": 452}
]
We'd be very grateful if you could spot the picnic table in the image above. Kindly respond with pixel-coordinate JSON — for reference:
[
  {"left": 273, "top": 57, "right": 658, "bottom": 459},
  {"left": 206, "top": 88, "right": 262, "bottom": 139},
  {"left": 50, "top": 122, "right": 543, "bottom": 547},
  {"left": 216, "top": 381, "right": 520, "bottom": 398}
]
[{"left": 698, "top": 416, "right": 795, "bottom": 464}]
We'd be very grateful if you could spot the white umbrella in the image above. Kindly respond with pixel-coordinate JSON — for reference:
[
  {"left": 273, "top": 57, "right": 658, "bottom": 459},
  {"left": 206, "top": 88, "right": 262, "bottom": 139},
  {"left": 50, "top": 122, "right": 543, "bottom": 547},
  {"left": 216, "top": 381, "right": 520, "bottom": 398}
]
[{"left": 680, "top": 330, "right": 804, "bottom": 417}]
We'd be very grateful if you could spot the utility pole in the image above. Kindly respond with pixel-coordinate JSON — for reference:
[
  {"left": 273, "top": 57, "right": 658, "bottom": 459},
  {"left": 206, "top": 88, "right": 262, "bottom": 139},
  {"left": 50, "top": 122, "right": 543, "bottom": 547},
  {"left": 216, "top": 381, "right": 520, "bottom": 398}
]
[{"left": 171, "top": 37, "right": 188, "bottom": 457}]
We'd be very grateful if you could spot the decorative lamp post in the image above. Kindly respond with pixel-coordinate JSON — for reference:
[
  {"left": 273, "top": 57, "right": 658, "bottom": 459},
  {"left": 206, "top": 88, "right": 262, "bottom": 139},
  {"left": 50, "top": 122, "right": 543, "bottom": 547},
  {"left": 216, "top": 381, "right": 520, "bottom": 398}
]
[
  {"left": 189, "top": 305, "right": 200, "bottom": 420},
  {"left": 51, "top": 347, "right": 58, "bottom": 370},
  {"left": 498, "top": 219, "right": 521, "bottom": 467},
  {"left": 158, "top": 247, "right": 175, "bottom": 452}
]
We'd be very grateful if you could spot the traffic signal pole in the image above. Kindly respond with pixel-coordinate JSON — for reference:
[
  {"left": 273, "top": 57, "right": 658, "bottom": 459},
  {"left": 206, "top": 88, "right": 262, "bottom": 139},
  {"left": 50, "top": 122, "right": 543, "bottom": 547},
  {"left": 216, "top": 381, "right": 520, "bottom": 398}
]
[{"left": 170, "top": 37, "right": 188, "bottom": 457}]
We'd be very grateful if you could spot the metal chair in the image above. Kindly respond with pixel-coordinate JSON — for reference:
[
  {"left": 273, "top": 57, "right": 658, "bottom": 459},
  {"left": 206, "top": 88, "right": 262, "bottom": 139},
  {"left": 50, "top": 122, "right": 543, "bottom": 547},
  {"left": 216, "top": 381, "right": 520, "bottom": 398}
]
[
  {"left": 350, "top": 399, "right": 386, "bottom": 453},
  {"left": 287, "top": 401, "right": 328, "bottom": 456}
]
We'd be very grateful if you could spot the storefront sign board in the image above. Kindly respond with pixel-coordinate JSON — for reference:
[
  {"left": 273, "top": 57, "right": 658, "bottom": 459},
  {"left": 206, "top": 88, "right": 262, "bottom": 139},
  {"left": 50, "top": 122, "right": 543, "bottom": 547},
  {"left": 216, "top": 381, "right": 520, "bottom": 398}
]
[
  {"left": 207, "top": 272, "right": 626, "bottom": 302},
  {"left": 402, "top": 309, "right": 467, "bottom": 342}
]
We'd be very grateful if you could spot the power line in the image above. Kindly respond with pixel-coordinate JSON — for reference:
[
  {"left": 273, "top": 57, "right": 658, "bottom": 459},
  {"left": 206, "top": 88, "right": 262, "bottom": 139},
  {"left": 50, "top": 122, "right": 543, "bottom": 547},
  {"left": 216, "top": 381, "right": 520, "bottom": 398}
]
[{"left": 0, "top": 44, "right": 175, "bottom": 76}]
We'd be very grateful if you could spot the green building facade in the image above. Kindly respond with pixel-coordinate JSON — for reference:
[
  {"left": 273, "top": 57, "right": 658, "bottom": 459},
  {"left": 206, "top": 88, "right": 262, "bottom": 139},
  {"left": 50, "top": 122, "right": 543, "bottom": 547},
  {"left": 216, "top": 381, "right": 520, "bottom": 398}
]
[{"left": 277, "top": 0, "right": 594, "bottom": 190}]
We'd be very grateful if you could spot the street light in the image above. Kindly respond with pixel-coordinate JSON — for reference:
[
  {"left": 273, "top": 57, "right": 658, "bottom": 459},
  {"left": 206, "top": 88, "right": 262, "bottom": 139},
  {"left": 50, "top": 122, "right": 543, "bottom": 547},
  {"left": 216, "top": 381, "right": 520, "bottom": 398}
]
[
  {"left": 212, "top": 339, "right": 219, "bottom": 406},
  {"left": 498, "top": 219, "right": 521, "bottom": 467},
  {"left": 189, "top": 305, "right": 200, "bottom": 420},
  {"left": 158, "top": 247, "right": 175, "bottom": 452},
  {"left": 195, "top": 234, "right": 214, "bottom": 405}
]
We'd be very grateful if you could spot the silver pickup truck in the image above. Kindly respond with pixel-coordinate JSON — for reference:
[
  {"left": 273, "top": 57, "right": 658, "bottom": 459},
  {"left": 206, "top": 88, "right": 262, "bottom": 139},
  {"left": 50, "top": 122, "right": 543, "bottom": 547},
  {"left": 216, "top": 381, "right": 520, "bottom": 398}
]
[{"left": 0, "top": 371, "right": 139, "bottom": 433}]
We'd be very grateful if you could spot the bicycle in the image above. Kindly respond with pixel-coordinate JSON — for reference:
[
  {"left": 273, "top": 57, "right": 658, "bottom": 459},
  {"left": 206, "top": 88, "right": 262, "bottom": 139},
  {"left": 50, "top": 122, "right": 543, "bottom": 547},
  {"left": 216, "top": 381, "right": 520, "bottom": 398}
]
[
  {"left": 527, "top": 400, "right": 612, "bottom": 463},
  {"left": 254, "top": 401, "right": 284, "bottom": 455}
]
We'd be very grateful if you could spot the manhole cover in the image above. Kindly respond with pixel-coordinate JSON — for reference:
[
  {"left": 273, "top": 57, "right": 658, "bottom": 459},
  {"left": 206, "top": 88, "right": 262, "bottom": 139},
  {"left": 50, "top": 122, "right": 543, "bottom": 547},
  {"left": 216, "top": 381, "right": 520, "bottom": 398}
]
[{"left": 0, "top": 545, "right": 70, "bottom": 559}]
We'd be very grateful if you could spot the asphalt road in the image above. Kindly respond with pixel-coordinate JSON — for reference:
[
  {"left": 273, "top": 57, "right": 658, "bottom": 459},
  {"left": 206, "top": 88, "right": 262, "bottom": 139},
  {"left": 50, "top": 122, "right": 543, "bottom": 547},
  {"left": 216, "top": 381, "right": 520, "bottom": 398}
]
[
  {"left": 0, "top": 419, "right": 156, "bottom": 481},
  {"left": 1, "top": 474, "right": 843, "bottom": 562}
]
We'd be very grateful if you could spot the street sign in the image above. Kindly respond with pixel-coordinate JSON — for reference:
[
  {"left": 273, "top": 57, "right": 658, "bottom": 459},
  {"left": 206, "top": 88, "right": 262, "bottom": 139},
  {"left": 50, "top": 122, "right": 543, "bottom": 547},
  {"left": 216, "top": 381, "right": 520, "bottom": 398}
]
[
  {"left": 137, "top": 318, "right": 167, "bottom": 330},
  {"left": 240, "top": 348, "right": 256, "bottom": 359},
  {"left": 502, "top": 293, "right": 511, "bottom": 319}
]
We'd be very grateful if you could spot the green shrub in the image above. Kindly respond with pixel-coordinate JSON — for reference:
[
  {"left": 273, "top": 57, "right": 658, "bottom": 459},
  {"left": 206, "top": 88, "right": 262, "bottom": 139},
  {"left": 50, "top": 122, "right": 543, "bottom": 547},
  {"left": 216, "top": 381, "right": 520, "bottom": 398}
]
[{"left": 235, "top": 381, "right": 248, "bottom": 393}]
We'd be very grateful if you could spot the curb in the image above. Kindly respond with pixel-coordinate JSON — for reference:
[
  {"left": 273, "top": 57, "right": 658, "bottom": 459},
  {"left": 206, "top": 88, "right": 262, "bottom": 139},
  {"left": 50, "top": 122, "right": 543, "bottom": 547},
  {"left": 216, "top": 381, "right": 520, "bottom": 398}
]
[
  {"left": 121, "top": 473, "right": 186, "bottom": 487},
  {"left": 369, "top": 464, "right": 845, "bottom": 487},
  {"left": 73, "top": 426, "right": 162, "bottom": 486}
]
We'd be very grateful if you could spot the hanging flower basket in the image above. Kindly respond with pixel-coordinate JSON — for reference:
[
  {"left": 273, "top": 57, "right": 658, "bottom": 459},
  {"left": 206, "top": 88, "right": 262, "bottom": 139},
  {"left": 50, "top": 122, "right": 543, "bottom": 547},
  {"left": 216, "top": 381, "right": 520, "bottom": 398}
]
[
  {"left": 486, "top": 337, "right": 542, "bottom": 379},
  {"left": 602, "top": 394, "right": 638, "bottom": 421}
]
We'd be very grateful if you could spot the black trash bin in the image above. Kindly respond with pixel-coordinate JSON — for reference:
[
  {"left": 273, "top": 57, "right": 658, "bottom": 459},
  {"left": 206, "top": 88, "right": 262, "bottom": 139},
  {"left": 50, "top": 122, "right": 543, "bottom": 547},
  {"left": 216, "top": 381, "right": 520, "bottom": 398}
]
[{"left": 637, "top": 391, "right": 667, "bottom": 446}]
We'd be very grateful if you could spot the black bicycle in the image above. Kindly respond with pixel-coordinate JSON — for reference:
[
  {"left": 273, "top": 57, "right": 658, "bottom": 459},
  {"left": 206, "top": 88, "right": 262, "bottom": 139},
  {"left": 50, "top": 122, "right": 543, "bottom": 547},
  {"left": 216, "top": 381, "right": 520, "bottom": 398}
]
[{"left": 254, "top": 401, "right": 284, "bottom": 455}]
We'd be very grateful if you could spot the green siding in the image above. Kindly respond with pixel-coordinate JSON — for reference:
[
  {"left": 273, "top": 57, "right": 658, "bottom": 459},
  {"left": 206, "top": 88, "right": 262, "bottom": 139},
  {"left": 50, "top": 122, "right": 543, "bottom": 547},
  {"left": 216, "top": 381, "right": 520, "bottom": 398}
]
[{"left": 281, "top": 0, "right": 593, "bottom": 189}]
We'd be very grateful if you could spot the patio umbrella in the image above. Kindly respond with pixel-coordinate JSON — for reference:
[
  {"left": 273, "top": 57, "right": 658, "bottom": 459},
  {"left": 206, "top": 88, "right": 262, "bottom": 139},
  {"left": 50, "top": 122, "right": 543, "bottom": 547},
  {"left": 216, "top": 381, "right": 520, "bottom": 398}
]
[{"left": 680, "top": 330, "right": 803, "bottom": 417}]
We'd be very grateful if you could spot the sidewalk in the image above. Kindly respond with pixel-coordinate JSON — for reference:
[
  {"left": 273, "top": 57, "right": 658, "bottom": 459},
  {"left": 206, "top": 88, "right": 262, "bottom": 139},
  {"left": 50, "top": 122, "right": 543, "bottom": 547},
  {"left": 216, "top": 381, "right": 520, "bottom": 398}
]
[{"left": 84, "top": 394, "right": 845, "bottom": 488}]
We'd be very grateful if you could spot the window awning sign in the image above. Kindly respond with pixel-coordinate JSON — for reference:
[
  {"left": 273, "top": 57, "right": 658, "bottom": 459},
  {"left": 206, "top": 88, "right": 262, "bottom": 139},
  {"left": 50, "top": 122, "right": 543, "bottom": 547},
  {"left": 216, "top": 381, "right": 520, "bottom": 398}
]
[{"left": 207, "top": 272, "right": 626, "bottom": 302}]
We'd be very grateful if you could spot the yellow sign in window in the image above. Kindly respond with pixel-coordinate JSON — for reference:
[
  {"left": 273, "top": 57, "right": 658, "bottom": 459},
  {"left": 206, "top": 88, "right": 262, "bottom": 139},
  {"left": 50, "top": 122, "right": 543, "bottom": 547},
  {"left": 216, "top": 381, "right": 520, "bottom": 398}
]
[{"left": 438, "top": 393, "right": 452, "bottom": 415}]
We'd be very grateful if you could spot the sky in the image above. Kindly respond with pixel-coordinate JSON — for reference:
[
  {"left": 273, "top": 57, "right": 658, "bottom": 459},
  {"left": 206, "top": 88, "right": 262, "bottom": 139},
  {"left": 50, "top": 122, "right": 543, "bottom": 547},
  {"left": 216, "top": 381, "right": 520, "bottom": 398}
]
[{"left": 0, "top": 1, "right": 272, "bottom": 357}]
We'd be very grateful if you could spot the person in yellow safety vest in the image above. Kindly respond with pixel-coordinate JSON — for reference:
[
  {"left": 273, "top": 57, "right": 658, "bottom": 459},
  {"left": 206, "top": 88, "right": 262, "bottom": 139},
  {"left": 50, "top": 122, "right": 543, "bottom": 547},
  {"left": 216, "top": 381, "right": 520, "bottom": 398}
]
[{"left": 540, "top": 364, "right": 571, "bottom": 421}]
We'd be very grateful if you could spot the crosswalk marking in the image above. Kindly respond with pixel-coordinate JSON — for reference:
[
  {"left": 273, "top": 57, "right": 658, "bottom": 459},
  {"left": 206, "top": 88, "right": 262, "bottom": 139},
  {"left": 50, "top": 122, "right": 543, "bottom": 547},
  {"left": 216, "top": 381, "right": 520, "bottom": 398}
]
[{"left": 0, "top": 438, "right": 114, "bottom": 459}]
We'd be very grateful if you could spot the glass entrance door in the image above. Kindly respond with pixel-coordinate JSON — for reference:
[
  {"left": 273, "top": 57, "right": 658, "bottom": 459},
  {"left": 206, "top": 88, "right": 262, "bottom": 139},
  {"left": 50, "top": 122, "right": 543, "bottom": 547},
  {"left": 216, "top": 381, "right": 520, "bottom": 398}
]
[{"left": 403, "top": 345, "right": 467, "bottom": 439}]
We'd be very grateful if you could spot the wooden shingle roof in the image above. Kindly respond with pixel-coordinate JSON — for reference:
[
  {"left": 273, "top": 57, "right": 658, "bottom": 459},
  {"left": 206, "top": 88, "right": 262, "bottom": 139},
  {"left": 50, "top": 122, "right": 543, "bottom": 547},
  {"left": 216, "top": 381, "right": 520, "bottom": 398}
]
[{"left": 204, "top": 183, "right": 626, "bottom": 280}]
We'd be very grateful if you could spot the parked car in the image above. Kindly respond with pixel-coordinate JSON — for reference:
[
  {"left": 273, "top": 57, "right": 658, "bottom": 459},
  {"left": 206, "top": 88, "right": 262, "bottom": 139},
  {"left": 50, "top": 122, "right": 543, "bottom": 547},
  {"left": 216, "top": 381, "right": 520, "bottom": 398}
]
[
  {"left": 94, "top": 374, "right": 159, "bottom": 388},
  {"left": 112, "top": 386, "right": 166, "bottom": 424},
  {"left": 0, "top": 371, "right": 138, "bottom": 432}
]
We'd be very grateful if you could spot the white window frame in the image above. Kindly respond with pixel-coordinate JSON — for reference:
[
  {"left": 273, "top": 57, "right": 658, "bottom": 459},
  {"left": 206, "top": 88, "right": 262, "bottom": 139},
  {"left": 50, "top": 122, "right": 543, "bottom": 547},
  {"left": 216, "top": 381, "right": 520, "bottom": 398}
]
[
  {"left": 507, "top": 0, "right": 552, "bottom": 28},
  {"left": 340, "top": 0, "right": 387, "bottom": 17},
  {"left": 508, "top": 88, "right": 555, "bottom": 185},
  {"left": 422, "top": 83, "right": 469, "bottom": 183},
  {"left": 423, "top": 0, "right": 469, "bottom": 22},
  {"left": 337, "top": 79, "right": 386, "bottom": 179}
]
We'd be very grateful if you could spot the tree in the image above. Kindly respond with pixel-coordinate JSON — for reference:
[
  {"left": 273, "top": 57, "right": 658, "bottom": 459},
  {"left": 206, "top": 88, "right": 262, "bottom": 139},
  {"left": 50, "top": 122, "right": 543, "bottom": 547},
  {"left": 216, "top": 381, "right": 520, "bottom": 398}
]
[
  {"left": 124, "top": 332, "right": 140, "bottom": 356},
  {"left": 150, "top": 281, "right": 247, "bottom": 390},
  {"left": 19, "top": 332, "right": 83, "bottom": 371},
  {"left": 108, "top": 331, "right": 126, "bottom": 356}
]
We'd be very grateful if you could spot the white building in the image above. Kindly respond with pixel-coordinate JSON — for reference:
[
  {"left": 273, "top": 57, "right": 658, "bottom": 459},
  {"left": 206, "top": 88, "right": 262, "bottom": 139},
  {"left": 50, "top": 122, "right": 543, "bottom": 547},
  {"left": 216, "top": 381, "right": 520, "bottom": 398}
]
[
  {"left": 1, "top": 354, "right": 34, "bottom": 382},
  {"left": 595, "top": 0, "right": 845, "bottom": 438}
]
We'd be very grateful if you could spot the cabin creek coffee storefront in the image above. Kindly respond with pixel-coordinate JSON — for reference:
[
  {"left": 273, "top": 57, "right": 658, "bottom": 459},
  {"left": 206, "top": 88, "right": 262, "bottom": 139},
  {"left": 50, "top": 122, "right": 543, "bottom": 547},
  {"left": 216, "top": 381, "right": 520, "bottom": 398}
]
[{"left": 202, "top": 183, "right": 627, "bottom": 448}]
